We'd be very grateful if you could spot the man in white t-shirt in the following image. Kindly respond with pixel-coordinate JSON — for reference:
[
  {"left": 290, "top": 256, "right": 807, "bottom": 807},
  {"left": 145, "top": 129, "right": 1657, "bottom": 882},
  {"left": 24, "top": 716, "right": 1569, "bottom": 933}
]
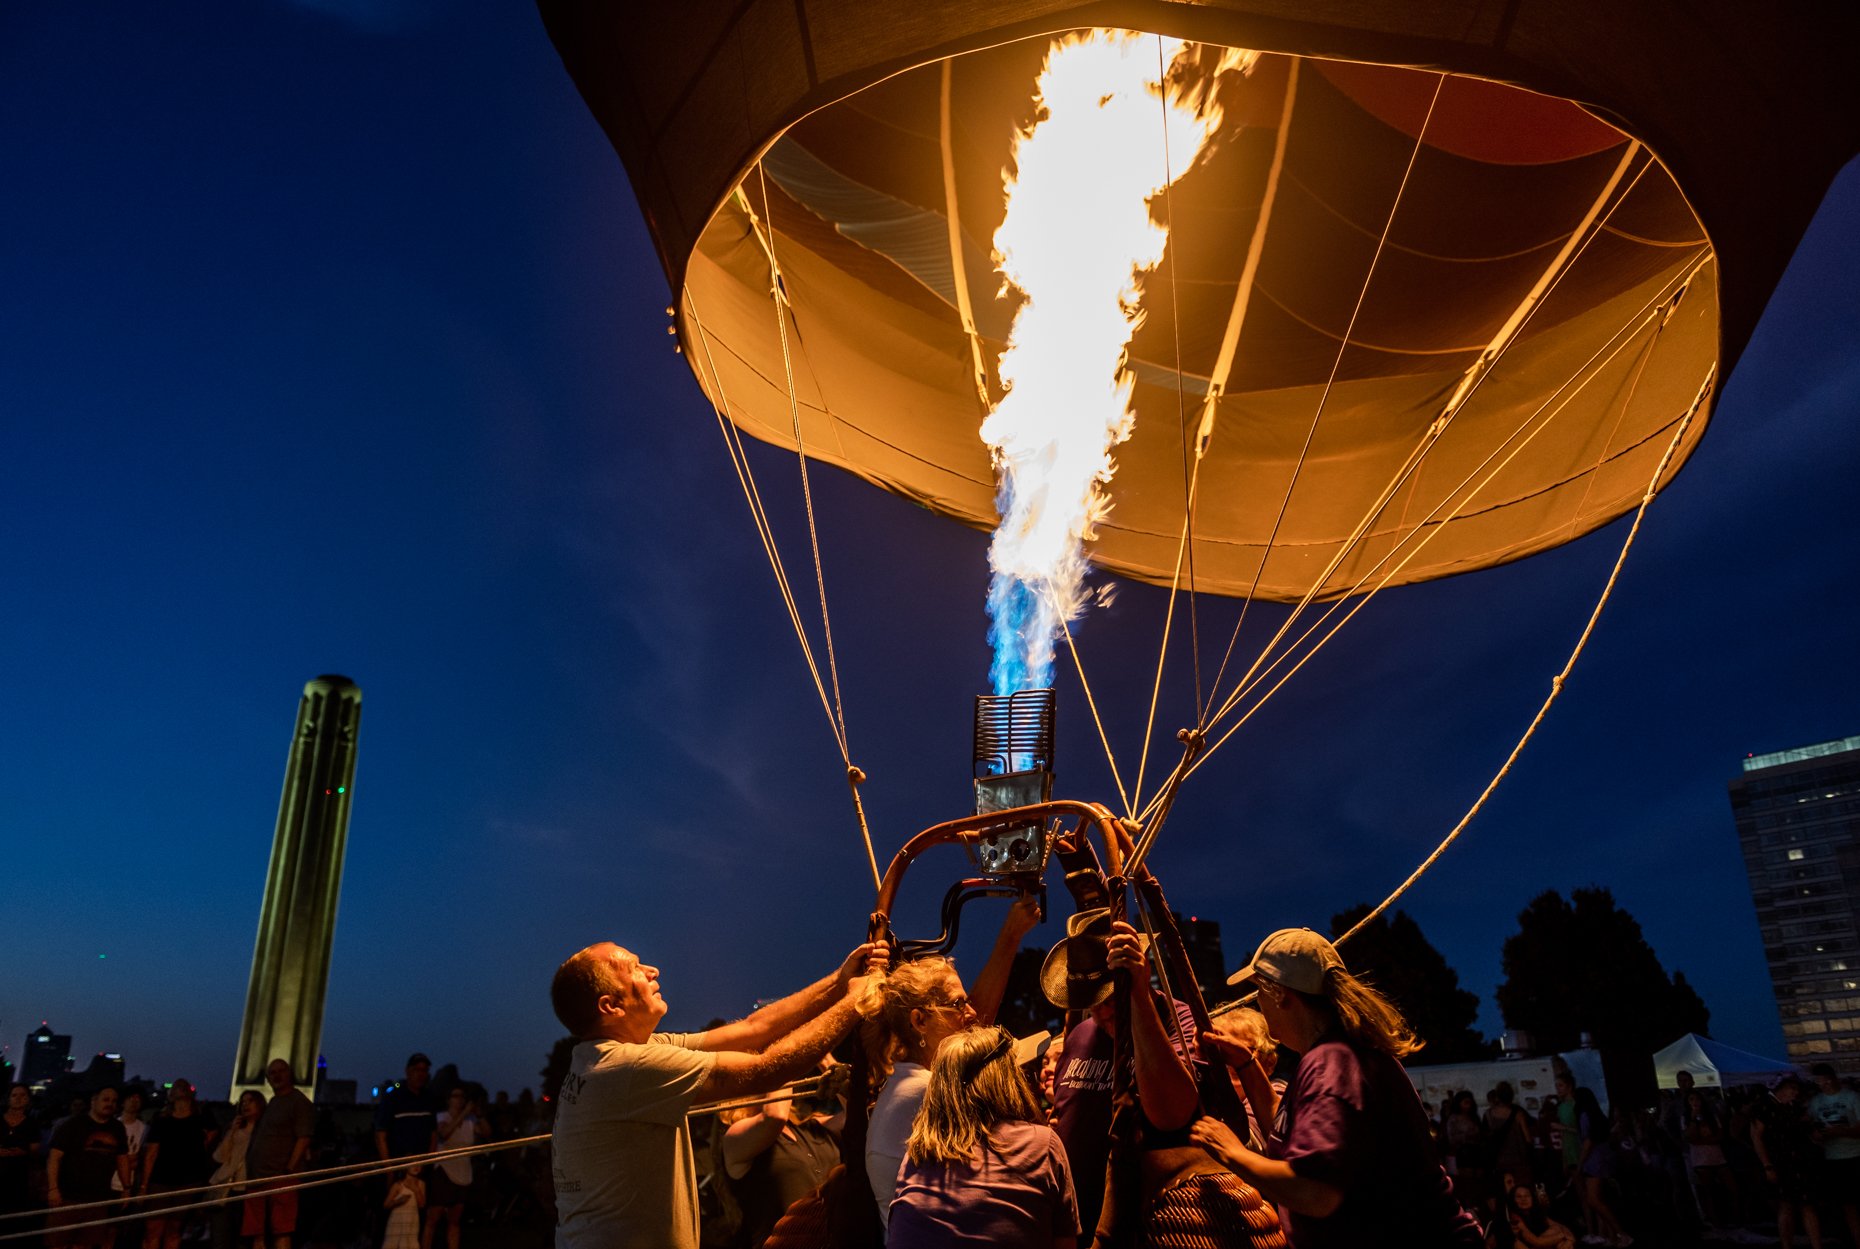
[{"left": 548, "top": 938, "right": 885, "bottom": 1249}]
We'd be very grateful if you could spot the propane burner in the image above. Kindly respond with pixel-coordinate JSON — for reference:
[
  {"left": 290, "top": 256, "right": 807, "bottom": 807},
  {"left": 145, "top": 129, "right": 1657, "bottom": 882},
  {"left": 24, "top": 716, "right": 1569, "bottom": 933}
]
[{"left": 972, "top": 689, "right": 1056, "bottom": 875}]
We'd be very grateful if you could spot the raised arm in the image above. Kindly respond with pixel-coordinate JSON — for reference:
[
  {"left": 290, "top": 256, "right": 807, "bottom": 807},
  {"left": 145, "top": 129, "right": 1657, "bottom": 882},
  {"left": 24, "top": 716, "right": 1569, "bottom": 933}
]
[
  {"left": 695, "top": 988, "right": 867, "bottom": 1104},
  {"left": 971, "top": 895, "right": 1042, "bottom": 1025},
  {"left": 721, "top": 1095, "right": 793, "bottom": 1179},
  {"left": 694, "top": 942, "right": 885, "bottom": 1053},
  {"left": 1107, "top": 920, "right": 1199, "bottom": 1132},
  {"left": 1202, "top": 1022, "right": 1280, "bottom": 1143}
]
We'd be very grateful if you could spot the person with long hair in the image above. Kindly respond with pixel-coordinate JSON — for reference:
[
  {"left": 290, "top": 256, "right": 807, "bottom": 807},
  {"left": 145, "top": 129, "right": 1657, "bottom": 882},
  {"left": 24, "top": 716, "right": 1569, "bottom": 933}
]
[
  {"left": 1446, "top": 1090, "right": 1491, "bottom": 1210},
  {"left": 1682, "top": 1088, "right": 1738, "bottom": 1231},
  {"left": 864, "top": 897, "right": 1038, "bottom": 1221},
  {"left": 1485, "top": 1083, "right": 1534, "bottom": 1189},
  {"left": 1188, "top": 927, "right": 1479, "bottom": 1249},
  {"left": 719, "top": 1064, "right": 844, "bottom": 1249},
  {"left": 1507, "top": 1182, "right": 1576, "bottom": 1249},
  {"left": 885, "top": 1027, "right": 1079, "bottom": 1248},
  {"left": 208, "top": 1091, "right": 264, "bottom": 1249},
  {"left": 140, "top": 1079, "right": 217, "bottom": 1249},
  {"left": 1557, "top": 1074, "right": 1629, "bottom": 1247}
]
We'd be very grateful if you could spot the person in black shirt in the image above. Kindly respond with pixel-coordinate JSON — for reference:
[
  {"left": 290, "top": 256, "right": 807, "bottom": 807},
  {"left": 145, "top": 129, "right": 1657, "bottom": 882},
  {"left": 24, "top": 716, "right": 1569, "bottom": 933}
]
[
  {"left": 720, "top": 1071, "right": 843, "bottom": 1248},
  {"left": 374, "top": 1055, "right": 439, "bottom": 1163},
  {"left": 1751, "top": 1076, "right": 1824, "bottom": 1249},
  {"left": 140, "top": 1079, "right": 217, "bottom": 1249},
  {"left": 0, "top": 1084, "right": 38, "bottom": 1218},
  {"left": 48, "top": 1087, "right": 130, "bottom": 1249}
]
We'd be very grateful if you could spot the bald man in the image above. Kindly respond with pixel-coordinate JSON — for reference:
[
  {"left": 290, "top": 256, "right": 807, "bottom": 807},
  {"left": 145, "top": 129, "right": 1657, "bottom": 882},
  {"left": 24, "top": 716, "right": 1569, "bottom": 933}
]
[{"left": 548, "top": 939, "right": 883, "bottom": 1249}]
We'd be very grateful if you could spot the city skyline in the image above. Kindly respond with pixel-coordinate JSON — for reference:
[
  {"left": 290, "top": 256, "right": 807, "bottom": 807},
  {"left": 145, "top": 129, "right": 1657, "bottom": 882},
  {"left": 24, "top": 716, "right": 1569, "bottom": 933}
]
[{"left": 2, "top": 1, "right": 1856, "bottom": 1095}]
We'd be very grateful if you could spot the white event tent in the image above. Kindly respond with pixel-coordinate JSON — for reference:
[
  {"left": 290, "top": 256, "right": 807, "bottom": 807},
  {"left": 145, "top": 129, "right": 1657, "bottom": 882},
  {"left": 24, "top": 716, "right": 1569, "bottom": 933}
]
[{"left": 1653, "top": 1033, "right": 1800, "bottom": 1090}]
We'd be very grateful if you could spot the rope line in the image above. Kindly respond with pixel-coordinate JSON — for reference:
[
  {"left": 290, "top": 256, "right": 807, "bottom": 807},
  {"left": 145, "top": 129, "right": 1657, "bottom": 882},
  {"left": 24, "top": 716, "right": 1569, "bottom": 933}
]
[
  {"left": 1333, "top": 360, "right": 1712, "bottom": 946},
  {"left": 752, "top": 166, "right": 852, "bottom": 763},
  {"left": 0, "top": 1135, "right": 547, "bottom": 1239},
  {"left": 1146, "top": 254, "right": 1706, "bottom": 817},
  {"left": 685, "top": 289, "right": 883, "bottom": 892},
  {"left": 1187, "top": 240, "right": 1702, "bottom": 780},
  {"left": 1132, "top": 35, "right": 1204, "bottom": 812},
  {"left": 1213, "top": 355, "right": 1712, "bottom": 1018},
  {"left": 1199, "top": 71, "right": 1446, "bottom": 734},
  {"left": 686, "top": 296, "right": 845, "bottom": 759},
  {"left": 1052, "top": 587, "right": 1135, "bottom": 819},
  {"left": 3, "top": 1060, "right": 862, "bottom": 1238},
  {"left": 749, "top": 167, "right": 885, "bottom": 893},
  {"left": 1197, "top": 152, "right": 1664, "bottom": 746}
]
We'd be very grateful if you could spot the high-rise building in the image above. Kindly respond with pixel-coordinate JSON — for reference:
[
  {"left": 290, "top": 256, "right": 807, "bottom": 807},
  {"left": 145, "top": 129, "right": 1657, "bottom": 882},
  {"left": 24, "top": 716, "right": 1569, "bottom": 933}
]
[
  {"left": 22, "top": 1024, "right": 72, "bottom": 1090},
  {"left": 230, "top": 676, "right": 362, "bottom": 1101},
  {"left": 1731, "top": 734, "right": 1860, "bottom": 1074}
]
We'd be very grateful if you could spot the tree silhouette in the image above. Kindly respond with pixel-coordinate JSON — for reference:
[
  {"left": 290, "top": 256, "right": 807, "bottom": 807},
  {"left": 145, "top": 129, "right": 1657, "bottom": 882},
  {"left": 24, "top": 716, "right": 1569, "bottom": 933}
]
[
  {"left": 1329, "top": 904, "right": 1491, "bottom": 1062},
  {"left": 1495, "top": 887, "right": 1709, "bottom": 1102},
  {"left": 1496, "top": 887, "right": 1709, "bottom": 1053}
]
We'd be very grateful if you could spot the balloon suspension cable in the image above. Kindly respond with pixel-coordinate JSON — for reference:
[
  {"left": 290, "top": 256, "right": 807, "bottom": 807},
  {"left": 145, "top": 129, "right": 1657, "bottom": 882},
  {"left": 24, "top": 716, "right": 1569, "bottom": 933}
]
[
  {"left": 1331, "top": 345, "right": 1710, "bottom": 947},
  {"left": 751, "top": 166, "right": 851, "bottom": 761},
  {"left": 1131, "top": 889, "right": 1195, "bottom": 1067},
  {"left": 1155, "top": 33, "right": 1204, "bottom": 728},
  {"left": 1190, "top": 55, "right": 1299, "bottom": 717},
  {"left": 1199, "top": 141, "right": 1654, "bottom": 749},
  {"left": 684, "top": 293, "right": 846, "bottom": 761},
  {"left": 1213, "top": 355, "right": 1712, "bottom": 1018},
  {"left": 1122, "top": 726, "right": 1203, "bottom": 882},
  {"left": 1050, "top": 584, "right": 1134, "bottom": 820},
  {"left": 1197, "top": 70, "right": 1446, "bottom": 734},
  {"left": 701, "top": 182, "right": 884, "bottom": 887},
  {"left": 846, "top": 764, "right": 882, "bottom": 894},
  {"left": 1149, "top": 244, "right": 1708, "bottom": 818},
  {"left": 753, "top": 168, "right": 882, "bottom": 882}
]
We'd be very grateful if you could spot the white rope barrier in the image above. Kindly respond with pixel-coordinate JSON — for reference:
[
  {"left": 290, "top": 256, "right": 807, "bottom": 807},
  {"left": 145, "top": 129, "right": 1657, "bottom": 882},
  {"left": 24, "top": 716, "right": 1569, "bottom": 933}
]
[{"left": 0, "top": 1132, "right": 549, "bottom": 1242}]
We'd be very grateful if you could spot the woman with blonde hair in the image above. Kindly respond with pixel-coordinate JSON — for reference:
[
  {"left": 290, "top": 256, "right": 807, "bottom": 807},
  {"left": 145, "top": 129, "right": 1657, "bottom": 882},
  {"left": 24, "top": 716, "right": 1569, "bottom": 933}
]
[
  {"left": 863, "top": 897, "right": 1037, "bottom": 1220},
  {"left": 885, "top": 1027, "right": 1079, "bottom": 1248},
  {"left": 1188, "top": 928, "right": 1479, "bottom": 1249}
]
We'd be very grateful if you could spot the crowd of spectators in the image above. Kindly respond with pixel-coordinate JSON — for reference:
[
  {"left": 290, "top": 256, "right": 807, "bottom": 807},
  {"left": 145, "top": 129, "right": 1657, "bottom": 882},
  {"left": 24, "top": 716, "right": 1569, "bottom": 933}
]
[
  {"left": 9, "top": 960, "right": 1857, "bottom": 1249},
  {"left": 1423, "top": 1064, "right": 1860, "bottom": 1249},
  {"left": 0, "top": 1055, "right": 556, "bottom": 1249},
  {"left": 680, "top": 939, "right": 1860, "bottom": 1249}
]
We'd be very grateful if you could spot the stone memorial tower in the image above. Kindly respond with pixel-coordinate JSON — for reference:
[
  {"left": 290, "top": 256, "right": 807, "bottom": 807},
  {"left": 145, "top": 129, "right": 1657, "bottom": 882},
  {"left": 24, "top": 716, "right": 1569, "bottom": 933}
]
[{"left": 230, "top": 675, "right": 362, "bottom": 1100}]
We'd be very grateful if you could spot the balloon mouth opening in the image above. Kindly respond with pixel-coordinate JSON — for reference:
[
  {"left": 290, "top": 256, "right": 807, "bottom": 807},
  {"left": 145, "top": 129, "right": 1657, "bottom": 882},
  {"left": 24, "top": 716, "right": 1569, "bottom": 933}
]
[{"left": 677, "top": 31, "right": 1717, "bottom": 605}]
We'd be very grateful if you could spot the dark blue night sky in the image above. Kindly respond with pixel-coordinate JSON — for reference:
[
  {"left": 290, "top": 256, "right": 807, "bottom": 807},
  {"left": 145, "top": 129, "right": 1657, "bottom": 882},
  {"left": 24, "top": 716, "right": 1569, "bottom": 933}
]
[{"left": 3, "top": 1, "right": 1856, "bottom": 1096}]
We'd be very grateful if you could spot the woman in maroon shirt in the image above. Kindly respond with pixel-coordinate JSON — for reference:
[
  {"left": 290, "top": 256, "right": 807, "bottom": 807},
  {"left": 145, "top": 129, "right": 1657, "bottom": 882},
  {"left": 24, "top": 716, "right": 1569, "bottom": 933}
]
[{"left": 1189, "top": 928, "right": 1480, "bottom": 1249}]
